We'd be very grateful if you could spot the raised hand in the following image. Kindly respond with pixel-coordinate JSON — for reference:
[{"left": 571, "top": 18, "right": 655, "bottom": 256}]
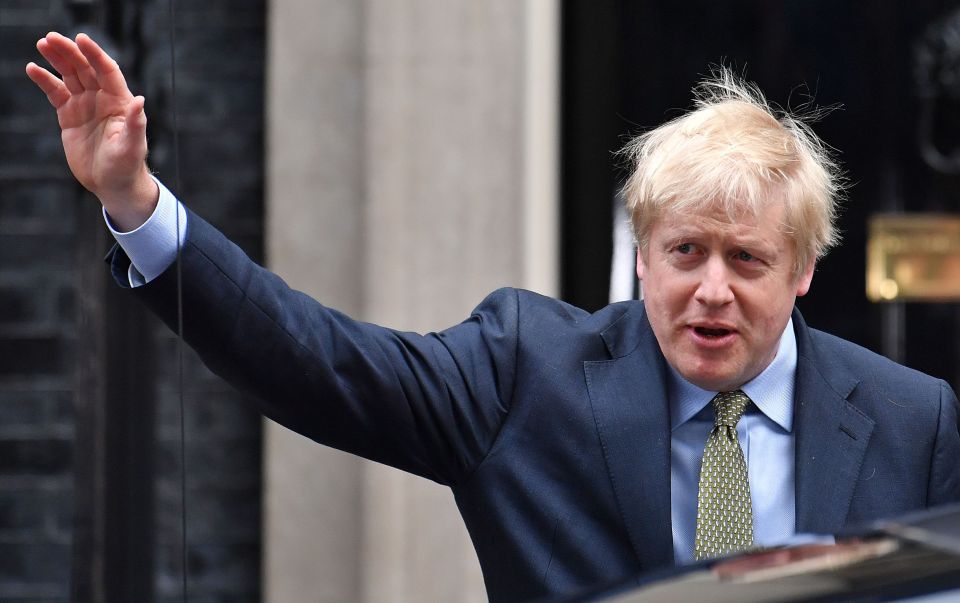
[{"left": 26, "top": 32, "right": 158, "bottom": 231}]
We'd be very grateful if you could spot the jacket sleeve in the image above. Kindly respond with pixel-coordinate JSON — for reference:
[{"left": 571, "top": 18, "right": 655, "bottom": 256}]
[
  {"left": 928, "top": 379, "right": 960, "bottom": 506},
  {"left": 108, "top": 209, "right": 517, "bottom": 486}
]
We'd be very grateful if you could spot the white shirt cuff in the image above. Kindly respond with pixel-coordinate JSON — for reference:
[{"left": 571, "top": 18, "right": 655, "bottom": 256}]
[{"left": 103, "top": 176, "right": 187, "bottom": 287}]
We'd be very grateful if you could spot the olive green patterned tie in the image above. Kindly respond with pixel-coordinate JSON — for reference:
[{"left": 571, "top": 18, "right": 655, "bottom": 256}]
[{"left": 694, "top": 390, "right": 754, "bottom": 560}]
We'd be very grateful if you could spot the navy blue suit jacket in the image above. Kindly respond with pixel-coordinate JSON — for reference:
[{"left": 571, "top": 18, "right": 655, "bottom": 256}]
[{"left": 111, "top": 211, "right": 960, "bottom": 601}]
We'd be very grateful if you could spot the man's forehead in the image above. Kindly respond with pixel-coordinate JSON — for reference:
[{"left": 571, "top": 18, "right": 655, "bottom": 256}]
[
  {"left": 652, "top": 202, "right": 790, "bottom": 242},
  {"left": 656, "top": 203, "right": 776, "bottom": 226}
]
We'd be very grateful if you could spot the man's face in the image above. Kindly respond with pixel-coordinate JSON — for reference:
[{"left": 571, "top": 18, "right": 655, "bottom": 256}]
[{"left": 636, "top": 202, "right": 814, "bottom": 392}]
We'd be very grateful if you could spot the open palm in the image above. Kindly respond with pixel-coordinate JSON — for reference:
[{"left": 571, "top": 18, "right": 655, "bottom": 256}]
[{"left": 26, "top": 32, "right": 153, "bottom": 224}]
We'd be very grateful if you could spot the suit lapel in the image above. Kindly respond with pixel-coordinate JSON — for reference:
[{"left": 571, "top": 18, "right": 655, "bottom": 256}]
[
  {"left": 793, "top": 312, "right": 875, "bottom": 534},
  {"left": 585, "top": 307, "right": 674, "bottom": 570}
]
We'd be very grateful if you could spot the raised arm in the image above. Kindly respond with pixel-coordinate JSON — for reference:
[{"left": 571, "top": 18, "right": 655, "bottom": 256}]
[{"left": 25, "top": 32, "right": 158, "bottom": 231}]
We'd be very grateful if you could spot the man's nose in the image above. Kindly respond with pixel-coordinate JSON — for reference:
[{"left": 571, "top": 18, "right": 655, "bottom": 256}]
[{"left": 694, "top": 257, "right": 734, "bottom": 306}]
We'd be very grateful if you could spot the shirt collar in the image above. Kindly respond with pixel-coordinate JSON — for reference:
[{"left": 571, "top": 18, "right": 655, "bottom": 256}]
[{"left": 668, "top": 317, "right": 796, "bottom": 433}]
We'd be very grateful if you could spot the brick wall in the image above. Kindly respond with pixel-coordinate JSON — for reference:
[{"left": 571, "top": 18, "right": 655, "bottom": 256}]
[
  {"left": 0, "top": 0, "right": 265, "bottom": 599},
  {"left": 0, "top": 1, "right": 78, "bottom": 599},
  {"left": 140, "top": 1, "right": 265, "bottom": 599}
]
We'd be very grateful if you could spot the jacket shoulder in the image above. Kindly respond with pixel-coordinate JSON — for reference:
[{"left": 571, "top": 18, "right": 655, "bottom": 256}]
[
  {"left": 804, "top": 325, "right": 943, "bottom": 390},
  {"left": 471, "top": 288, "right": 642, "bottom": 359},
  {"left": 483, "top": 287, "right": 637, "bottom": 330}
]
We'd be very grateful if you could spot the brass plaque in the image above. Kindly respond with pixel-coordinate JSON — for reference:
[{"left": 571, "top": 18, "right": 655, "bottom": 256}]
[{"left": 867, "top": 214, "right": 960, "bottom": 302}]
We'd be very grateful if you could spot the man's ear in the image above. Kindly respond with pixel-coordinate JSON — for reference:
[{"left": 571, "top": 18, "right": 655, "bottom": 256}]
[
  {"left": 795, "top": 260, "right": 815, "bottom": 297},
  {"left": 636, "top": 247, "right": 646, "bottom": 281}
]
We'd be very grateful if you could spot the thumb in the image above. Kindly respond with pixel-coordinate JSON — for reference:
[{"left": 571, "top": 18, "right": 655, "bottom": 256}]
[{"left": 125, "top": 95, "right": 147, "bottom": 138}]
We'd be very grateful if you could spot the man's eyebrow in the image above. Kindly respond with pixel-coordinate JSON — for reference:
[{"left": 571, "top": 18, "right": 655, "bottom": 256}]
[
  {"left": 662, "top": 229, "right": 780, "bottom": 251},
  {"left": 660, "top": 232, "right": 701, "bottom": 247},
  {"left": 733, "top": 232, "right": 781, "bottom": 247},
  {"left": 661, "top": 226, "right": 707, "bottom": 239}
]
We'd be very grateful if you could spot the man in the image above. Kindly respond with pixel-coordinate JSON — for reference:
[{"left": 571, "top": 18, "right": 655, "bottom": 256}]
[{"left": 27, "top": 32, "right": 960, "bottom": 601}]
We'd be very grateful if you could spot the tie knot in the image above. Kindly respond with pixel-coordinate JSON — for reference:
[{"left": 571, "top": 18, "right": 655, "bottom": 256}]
[{"left": 711, "top": 390, "right": 750, "bottom": 428}]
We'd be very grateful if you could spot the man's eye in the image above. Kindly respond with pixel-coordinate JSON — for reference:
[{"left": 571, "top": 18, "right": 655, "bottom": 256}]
[
  {"left": 676, "top": 243, "right": 693, "bottom": 254},
  {"left": 736, "top": 250, "right": 756, "bottom": 262}
]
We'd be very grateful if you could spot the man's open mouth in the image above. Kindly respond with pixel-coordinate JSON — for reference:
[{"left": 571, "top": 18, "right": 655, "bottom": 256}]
[{"left": 694, "top": 327, "right": 731, "bottom": 338}]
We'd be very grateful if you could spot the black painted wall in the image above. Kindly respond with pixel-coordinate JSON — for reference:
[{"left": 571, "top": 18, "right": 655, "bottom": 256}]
[
  {"left": 139, "top": 2, "right": 265, "bottom": 600},
  {"left": 1, "top": 1, "right": 80, "bottom": 598},
  {"left": 0, "top": 0, "right": 265, "bottom": 599}
]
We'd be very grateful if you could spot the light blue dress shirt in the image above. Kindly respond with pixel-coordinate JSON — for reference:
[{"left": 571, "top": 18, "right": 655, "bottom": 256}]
[
  {"left": 104, "top": 176, "right": 186, "bottom": 286},
  {"left": 669, "top": 322, "right": 797, "bottom": 564}
]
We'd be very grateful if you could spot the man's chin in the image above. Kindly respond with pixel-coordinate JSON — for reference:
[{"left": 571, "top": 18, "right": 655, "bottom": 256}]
[{"left": 676, "top": 364, "right": 745, "bottom": 392}]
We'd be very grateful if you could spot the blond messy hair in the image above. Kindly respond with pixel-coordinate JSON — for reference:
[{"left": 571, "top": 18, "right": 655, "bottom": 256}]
[{"left": 621, "top": 67, "right": 843, "bottom": 275}]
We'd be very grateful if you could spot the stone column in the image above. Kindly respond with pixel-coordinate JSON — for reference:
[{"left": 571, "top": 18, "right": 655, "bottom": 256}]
[
  {"left": 265, "top": 1, "right": 557, "bottom": 600},
  {"left": 264, "top": 2, "right": 365, "bottom": 601}
]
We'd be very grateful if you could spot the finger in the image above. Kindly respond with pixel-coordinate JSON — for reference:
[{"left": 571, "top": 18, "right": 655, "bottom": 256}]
[
  {"left": 75, "top": 33, "right": 131, "bottom": 98},
  {"left": 39, "top": 31, "right": 77, "bottom": 59},
  {"left": 25, "top": 62, "right": 71, "bottom": 108},
  {"left": 43, "top": 32, "right": 99, "bottom": 91},
  {"left": 37, "top": 39, "right": 85, "bottom": 95}
]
